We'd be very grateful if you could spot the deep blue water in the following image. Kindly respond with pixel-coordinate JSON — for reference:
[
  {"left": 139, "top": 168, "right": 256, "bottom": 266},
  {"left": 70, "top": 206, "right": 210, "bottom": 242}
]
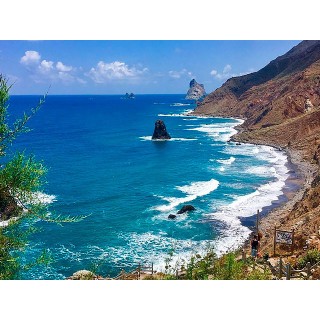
[{"left": 8, "top": 94, "right": 289, "bottom": 279}]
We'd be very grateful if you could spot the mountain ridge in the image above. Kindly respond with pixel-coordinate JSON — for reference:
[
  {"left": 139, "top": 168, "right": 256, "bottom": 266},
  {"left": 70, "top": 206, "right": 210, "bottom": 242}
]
[{"left": 193, "top": 40, "right": 320, "bottom": 263}]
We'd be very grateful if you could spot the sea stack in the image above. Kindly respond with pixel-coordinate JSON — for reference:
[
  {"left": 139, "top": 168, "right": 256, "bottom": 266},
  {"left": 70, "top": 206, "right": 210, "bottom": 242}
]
[
  {"left": 185, "top": 79, "right": 206, "bottom": 101},
  {"left": 152, "top": 120, "right": 171, "bottom": 140}
]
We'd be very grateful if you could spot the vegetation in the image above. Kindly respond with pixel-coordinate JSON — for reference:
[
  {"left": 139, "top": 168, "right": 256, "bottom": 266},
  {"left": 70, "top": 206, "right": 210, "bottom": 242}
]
[
  {"left": 0, "top": 75, "right": 84, "bottom": 279},
  {"left": 296, "top": 249, "right": 320, "bottom": 269},
  {"left": 152, "top": 249, "right": 272, "bottom": 280}
]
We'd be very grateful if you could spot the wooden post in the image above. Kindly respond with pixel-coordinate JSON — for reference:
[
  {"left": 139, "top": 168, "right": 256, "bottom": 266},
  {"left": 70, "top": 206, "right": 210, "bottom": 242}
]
[
  {"left": 242, "top": 249, "right": 246, "bottom": 262},
  {"left": 279, "top": 257, "right": 283, "bottom": 279},
  {"left": 306, "top": 262, "right": 311, "bottom": 279},
  {"left": 286, "top": 263, "right": 291, "bottom": 280},
  {"left": 291, "top": 229, "right": 295, "bottom": 255},
  {"left": 273, "top": 226, "right": 277, "bottom": 256},
  {"left": 138, "top": 263, "right": 141, "bottom": 279},
  {"left": 151, "top": 262, "right": 154, "bottom": 275}
]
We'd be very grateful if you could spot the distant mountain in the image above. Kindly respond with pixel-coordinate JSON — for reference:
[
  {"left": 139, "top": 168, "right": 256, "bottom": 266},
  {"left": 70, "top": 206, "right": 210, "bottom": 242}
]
[
  {"left": 193, "top": 40, "right": 320, "bottom": 161},
  {"left": 185, "top": 79, "right": 206, "bottom": 100}
]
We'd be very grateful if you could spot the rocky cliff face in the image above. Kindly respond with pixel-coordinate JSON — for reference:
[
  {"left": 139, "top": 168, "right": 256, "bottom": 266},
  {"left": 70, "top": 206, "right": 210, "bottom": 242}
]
[
  {"left": 193, "top": 40, "right": 320, "bottom": 161},
  {"left": 193, "top": 40, "right": 320, "bottom": 262},
  {"left": 186, "top": 79, "right": 206, "bottom": 100}
]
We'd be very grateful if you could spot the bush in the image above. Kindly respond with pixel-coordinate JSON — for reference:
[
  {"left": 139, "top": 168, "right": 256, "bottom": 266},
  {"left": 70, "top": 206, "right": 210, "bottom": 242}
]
[{"left": 296, "top": 249, "right": 320, "bottom": 269}]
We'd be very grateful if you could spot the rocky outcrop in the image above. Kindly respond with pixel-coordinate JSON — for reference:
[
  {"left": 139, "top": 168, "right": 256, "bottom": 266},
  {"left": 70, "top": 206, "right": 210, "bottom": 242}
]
[
  {"left": 186, "top": 79, "right": 206, "bottom": 100},
  {"left": 0, "top": 189, "right": 22, "bottom": 222},
  {"left": 193, "top": 41, "right": 320, "bottom": 161},
  {"left": 168, "top": 214, "right": 176, "bottom": 219},
  {"left": 68, "top": 270, "right": 99, "bottom": 280},
  {"left": 152, "top": 120, "right": 171, "bottom": 140},
  {"left": 124, "top": 92, "right": 135, "bottom": 99},
  {"left": 305, "top": 98, "right": 314, "bottom": 112},
  {"left": 177, "top": 205, "right": 195, "bottom": 214}
]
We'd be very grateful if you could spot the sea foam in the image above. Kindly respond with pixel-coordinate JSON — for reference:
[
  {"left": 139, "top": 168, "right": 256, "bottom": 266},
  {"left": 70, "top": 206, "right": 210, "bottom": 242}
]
[{"left": 154, "top": 179, "right": 219, "bottom": 212}]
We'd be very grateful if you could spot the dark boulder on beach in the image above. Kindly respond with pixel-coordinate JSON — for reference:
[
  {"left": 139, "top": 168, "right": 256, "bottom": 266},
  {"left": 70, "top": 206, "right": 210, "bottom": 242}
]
[
  {"left": 168, "top": 214, "right": 176, "bottom": 219},
  {"left": 152, "top": 120, "right": 171, "bottom": 140},
  {"left": 177, "top": 205, "right": 196, "bottom": 214}
]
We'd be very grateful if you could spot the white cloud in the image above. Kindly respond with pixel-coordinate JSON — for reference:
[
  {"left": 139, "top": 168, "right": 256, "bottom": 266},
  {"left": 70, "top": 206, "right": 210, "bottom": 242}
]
[
  {"left": 223, "top": 64, "right": 232, "bottom": 74},
  {"left": 20, "top": 51, "right": 79, "bottom": 84},
  {"left": 20, "top": 51, "right": 41, "bottom": 66},
  {"left": 87, "top": 61, "right": 148, "bottom": 83},
  {"left": 168, "top": 68, "right": 192, "bottom": 79},
  {"left": 210, "top": 64, "right": 254, "bottom": 80},
  {"left": 56, "top": 61, "right": 73, "bottom": 72},
  {"left": 38, "top": 60, "right": 54, "bottom": 74}
]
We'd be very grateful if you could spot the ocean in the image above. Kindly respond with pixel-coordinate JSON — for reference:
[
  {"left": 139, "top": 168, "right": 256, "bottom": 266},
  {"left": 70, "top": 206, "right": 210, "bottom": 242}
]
[{"left": 9, "top": 94, "right": 289, "bottom": 279}]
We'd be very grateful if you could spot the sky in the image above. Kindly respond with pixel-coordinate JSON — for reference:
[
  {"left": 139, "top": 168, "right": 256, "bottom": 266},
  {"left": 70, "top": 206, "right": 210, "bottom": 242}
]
[{"left": 0, "top": 40, "right": 301, "bottom": 95}]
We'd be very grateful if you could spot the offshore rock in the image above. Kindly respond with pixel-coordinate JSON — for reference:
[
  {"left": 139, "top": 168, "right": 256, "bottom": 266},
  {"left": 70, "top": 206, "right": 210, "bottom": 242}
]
[
  {"left": 177, "top": 205, "right": 196, "bottom": 214},
  {"left": 168, "top": 214, "right": 176, "bottom": 219},
  {"left": 152, "top": 120, "right": 171, "bottom": 140},
  {"left": 185, "top": 79, "right": 206, "bottom": 100}
]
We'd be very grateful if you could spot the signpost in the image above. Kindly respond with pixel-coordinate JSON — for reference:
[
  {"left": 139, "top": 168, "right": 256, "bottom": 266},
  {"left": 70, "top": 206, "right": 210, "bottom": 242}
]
[{"left": 273, "top": 226, "right": 295, "bottom": 256}]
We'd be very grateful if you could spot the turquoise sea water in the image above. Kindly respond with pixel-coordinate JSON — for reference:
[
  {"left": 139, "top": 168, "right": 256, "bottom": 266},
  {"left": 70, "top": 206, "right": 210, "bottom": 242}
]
[{"left": 9, "top": 94, "right": 289, "bottom": 279}]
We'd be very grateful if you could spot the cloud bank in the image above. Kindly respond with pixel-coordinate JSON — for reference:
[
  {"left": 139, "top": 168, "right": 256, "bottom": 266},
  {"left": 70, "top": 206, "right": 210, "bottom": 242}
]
[{"left": 20, "top": 51, "right": 85, "bottom": 84}]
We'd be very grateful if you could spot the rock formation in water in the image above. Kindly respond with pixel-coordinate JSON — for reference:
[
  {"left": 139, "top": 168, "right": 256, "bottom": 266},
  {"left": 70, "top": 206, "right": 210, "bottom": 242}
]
[
  {"left": 124, "top": 92, "right": 135, "bottom": 99},
  {"left": 177, "top": 205, "right": 196, "bottom": 214},
  {"left": 185, "top": 79, "right": 206, "bottom": 100},
  {"left": 152, "top": 120, "right": 171, "bottom": 140}
]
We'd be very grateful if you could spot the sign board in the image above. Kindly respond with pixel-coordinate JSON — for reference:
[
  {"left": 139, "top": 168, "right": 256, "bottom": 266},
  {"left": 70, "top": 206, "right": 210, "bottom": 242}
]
[{"left": 275, "top": 230, "right": 293, "bottom": 245}]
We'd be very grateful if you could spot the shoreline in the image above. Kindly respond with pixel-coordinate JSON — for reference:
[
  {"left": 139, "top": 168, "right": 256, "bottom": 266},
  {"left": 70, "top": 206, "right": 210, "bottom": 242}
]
[
  {"left": 191, "top": 112, "right": 318, "bottom": 253},
  {"left": 228, "top": 126, "right": 318, "bottom": 254},
  {"left": 239, "top": 147, "right": 315, "bottom": 231}
]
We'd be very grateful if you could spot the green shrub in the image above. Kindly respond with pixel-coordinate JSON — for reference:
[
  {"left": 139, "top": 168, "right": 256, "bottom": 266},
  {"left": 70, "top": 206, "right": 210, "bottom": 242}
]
[{"left": 296, "top": 249, "right": 320, "bottom": 269}]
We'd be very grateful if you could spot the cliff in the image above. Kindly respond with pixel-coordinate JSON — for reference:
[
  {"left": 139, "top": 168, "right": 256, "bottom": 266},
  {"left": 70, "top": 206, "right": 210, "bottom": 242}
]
[
  {"left": 194, "top": 40, "right": 320, "bottom": 161},
  {"left": 185, "top": 79, "right": 206, "bottom": 100},
  {"left": 193, "top": 40, "right": 320, "bottom": 260}
]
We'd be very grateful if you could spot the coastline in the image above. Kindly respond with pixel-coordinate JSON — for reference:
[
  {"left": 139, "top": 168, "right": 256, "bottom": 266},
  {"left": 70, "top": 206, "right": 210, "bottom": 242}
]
[
  {"left": 192, "top": 112, "right": 318, "bottom": 254},
  {"left": 230, "top": 131, "right": 318, "bottom": 255}
]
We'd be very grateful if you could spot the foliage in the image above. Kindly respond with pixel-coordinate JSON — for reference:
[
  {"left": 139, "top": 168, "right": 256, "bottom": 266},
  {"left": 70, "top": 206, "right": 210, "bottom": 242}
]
[
  {"left": 156, "top": 248, "right": 272, "bottom": 280},
  {"left": 296, "top": 249, "right": 320, "bottom": 269},
  {"left": 0, "top": 74, "right": 85, "bottom": 279}
]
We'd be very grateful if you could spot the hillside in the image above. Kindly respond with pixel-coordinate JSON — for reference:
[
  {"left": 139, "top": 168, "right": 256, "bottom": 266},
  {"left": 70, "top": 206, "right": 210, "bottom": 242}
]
[{"left": 193, "top": 40, "right": 320, "bottom": 263}]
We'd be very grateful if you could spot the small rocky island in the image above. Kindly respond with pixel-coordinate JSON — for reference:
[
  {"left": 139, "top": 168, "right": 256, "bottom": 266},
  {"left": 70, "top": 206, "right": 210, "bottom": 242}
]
[
  {"left": 123, "top": 92, "right": 135, "bottom": 99},
  {"left": 152, "top": 120, "right": 171, "bottom": 140},
  {"left": 185, "top": 79, "right": 206, "bottom": 100}
]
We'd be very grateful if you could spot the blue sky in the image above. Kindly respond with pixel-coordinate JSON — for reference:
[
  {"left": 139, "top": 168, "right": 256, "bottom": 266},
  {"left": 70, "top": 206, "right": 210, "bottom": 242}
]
[{"left": 0, "top": 40, "right": 300, "bottom": 95}]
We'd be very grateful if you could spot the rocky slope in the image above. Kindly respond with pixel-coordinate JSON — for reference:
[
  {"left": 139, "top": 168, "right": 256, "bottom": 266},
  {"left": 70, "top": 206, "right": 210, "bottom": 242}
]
[
  {"left": 193, "top": 40, "right": 320, "bottom": 261},
  {"left": 185, "top": 79, "right": 206, "bottom": 100},
  {"left": 193, "top": 40, "right": 320, "bottom": 162}
]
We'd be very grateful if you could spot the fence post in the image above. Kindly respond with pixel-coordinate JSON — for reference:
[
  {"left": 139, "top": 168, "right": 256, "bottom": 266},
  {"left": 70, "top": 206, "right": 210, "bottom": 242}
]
[
  {"left": 242, "top": 249, "right": 246, "bottom": 262},
  {"left": 286, "top": 263, "right": 291, "bottom": 280},
  {"left": 151, "top": 262, "right": 154, "bottom": 275},
  {"left": 279, "top": 257, "right": 283, "bottom": 279},
  {"left": 138, "top": 263, "right": 141, "bottom": 279},
  {"left": 273, "top": 226, "right": 277, "bottom": 256},
  {"left": 306, "top": 262, "right": 311, "bottom": 279},
  {"left": 291, "top": 229, "right": 295, "bottom": 255}
]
